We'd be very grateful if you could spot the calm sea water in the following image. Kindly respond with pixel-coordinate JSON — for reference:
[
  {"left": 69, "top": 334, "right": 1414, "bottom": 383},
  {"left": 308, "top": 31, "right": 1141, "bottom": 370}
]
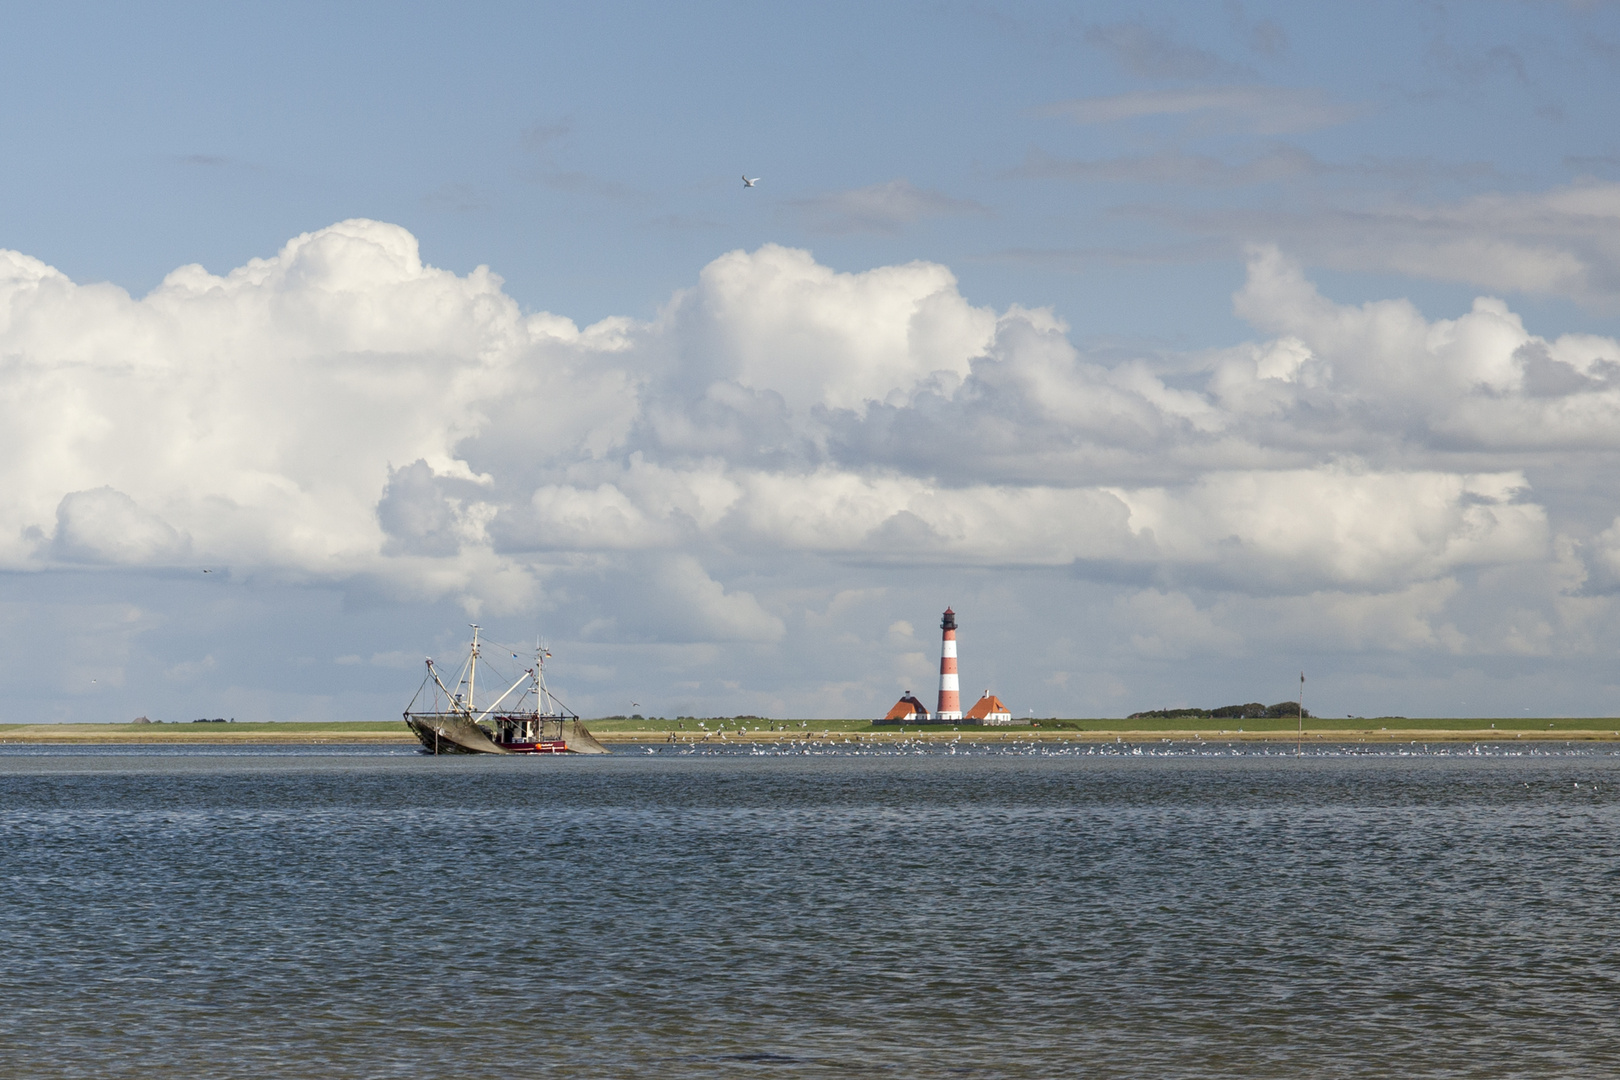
[{"left": 3, "top": 742, "right": 1619, "bottom": 1078}]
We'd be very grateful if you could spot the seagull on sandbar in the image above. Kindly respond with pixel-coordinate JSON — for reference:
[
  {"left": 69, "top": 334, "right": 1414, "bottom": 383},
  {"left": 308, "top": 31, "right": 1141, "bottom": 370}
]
[{"left": 742, "top": 175, "right": 759, "bottom": 187}]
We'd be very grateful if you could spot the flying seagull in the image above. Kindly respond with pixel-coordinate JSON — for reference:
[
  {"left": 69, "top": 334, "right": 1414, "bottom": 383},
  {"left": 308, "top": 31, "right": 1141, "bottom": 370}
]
[{"left": 742, "top": 175, "right": 759, "bottom": 187}]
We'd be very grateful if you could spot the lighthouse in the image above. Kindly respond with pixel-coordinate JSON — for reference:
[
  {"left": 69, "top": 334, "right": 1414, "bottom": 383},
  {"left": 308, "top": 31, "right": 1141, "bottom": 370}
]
[{"left": 936, "top": 607, "right": 962, "bottom": 720}]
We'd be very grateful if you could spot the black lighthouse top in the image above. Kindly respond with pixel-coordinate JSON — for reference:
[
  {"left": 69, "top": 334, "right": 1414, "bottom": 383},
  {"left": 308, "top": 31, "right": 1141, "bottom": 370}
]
[{"left": 941, "top": 607, "right": 956, "bottom": 631}]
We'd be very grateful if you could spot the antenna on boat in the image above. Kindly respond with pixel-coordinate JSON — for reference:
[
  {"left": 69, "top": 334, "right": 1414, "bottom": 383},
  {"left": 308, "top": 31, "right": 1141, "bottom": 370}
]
[{"left": 468, "top": 624, "right": 480, "bottom": 719}]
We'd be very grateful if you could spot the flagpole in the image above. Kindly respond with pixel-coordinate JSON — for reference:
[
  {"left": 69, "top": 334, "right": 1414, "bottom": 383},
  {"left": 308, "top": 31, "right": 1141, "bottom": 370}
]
[{"left": 1297, "top": 671, "right": 1305, "bottom": 755}]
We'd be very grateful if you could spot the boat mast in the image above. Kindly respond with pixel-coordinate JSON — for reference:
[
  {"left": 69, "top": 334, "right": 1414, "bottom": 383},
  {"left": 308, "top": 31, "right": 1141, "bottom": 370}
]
[
  {"left": 534, "top": 639, "right": 553, "bottom": 715},
  {"left": 467, "top": 624, "right": 480, "bottom": 718}
]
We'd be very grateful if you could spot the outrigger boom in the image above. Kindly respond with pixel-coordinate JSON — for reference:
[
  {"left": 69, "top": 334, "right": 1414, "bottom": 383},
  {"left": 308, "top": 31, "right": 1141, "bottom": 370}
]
[{"left": 404, "top": 626, "right": 608, "bottom": 755}]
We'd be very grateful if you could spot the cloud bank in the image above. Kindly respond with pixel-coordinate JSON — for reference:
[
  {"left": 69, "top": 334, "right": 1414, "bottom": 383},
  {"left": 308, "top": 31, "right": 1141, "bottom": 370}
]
[{"left": 5, "top": 221, "right": 1620, "bottom": 715}]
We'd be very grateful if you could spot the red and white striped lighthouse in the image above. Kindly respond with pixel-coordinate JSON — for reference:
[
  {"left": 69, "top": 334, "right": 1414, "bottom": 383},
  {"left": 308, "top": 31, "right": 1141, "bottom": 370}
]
[{"left": 936, "top": 607, "right": 962, "bottom": 720}]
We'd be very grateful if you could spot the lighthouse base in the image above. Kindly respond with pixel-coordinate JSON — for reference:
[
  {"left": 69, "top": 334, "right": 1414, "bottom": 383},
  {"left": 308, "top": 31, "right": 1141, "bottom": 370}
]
[{"left": 934, "top": 711, "right": 963, "bottom": 721}]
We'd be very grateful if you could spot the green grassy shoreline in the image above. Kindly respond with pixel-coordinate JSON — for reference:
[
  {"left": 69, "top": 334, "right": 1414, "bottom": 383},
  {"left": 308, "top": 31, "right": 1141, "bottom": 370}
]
[
  {"left": 0, "top": 721, "right": 416, "bottom": 743},
  {"left": 581, "top": 716, "right": 1620, "bottom": 734},
  {"left": 2, "top": 717, "right": 1619, "bottom": 744}
]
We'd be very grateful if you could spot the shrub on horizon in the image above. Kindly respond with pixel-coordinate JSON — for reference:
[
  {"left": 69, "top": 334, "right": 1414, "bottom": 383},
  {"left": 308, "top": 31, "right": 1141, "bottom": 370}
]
[{"left": 1127, "top": 702, "right": 1313, "bottom": 720}]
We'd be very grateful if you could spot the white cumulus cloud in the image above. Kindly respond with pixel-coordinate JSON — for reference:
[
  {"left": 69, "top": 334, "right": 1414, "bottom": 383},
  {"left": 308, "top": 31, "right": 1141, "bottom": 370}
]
[{"left": 6, "top": 221, "right": 1620, "bottom": 718}]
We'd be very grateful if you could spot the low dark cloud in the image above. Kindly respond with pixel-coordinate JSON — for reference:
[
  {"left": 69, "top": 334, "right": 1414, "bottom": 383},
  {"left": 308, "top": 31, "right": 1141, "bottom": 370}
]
[
  {"left": 976, "top": 240, "right": 1233, "bottom": 270},
  {"left": 1041, "top": 86, "right": 1367, "bottom": 135},
  {"left": 521, "top": 120, "right": 571, "bottom": 152},
  {"left": 1012, "top": 145, "right": 1497, "bottom": 192},
  {"left": 536, "top": 170, "right": 645, "bottom": 201},
  {"left": 787, "top": 179, "right": 990, "bottom": 234},
  {"left": 1011, "top": 145, "right": 1321, "bottom": 187},
  {"left": 421, "top": 182, "right": 488, "bottom": 213},
  {"left": 1084, "top": 22, "right": 1252, "bottom": 81}
]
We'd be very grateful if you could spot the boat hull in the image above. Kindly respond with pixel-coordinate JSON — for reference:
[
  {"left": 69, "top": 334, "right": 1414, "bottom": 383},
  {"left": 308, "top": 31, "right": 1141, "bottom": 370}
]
[
  {"left": 405, "top": 713, "right": 609, "bottom": 755},
  {"left": 501, "top": 740, "right": 573, "bottom": 754}
]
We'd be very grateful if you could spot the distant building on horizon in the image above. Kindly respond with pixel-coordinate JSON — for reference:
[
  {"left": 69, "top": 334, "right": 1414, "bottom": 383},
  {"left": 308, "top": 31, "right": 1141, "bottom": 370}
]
[
  {"left": 880, "top": 692, "right": 930, "bottom": 724},
  {"left": 965, "top": 692, "right": 1014, "bottom": 725}
]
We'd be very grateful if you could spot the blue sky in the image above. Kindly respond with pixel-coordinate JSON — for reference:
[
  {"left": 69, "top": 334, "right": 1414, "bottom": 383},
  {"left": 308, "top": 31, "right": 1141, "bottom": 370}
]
[
  {"left": 12, "top": 1, "right": 1620, "bottom": 335},
  {"left": 6, "top": 1, "right": 1620, "bottom": 721}
]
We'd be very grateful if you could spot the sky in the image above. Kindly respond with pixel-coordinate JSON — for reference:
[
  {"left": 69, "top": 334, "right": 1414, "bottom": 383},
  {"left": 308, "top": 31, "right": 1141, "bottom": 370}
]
[{"left": 6, "top": 0, "right": 1620, "bottom": 722}]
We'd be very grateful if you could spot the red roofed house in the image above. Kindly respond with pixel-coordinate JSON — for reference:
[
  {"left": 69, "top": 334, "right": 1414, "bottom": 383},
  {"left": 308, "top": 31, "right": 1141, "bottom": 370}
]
[
  {"left": 880, "top": 693, "right": 931, "bottom": 724},
  {"left": 965, "top": 692, "right": 1013, "bottom": 725}
]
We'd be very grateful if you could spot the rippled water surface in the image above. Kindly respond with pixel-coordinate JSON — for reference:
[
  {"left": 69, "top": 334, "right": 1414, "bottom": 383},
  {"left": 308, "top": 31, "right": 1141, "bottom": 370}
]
[{"left": 4, "top": 743, "right": 1620, "bottom": 1078}]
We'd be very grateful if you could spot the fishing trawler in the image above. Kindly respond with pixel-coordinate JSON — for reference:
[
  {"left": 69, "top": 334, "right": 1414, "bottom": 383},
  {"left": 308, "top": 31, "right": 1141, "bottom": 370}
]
[{"left": 403, "top": 626, "right": 608, "bottom": 754}]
